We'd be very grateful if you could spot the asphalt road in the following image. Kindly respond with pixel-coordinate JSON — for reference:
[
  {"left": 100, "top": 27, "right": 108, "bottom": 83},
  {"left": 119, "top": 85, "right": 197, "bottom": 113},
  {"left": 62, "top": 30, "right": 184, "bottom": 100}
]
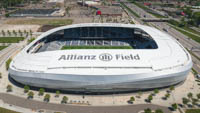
[
  {"left": 122, "top": 0, "right": 200, "bottom": 74},
  {"left": 0, "top": 93, "right": 171, "bottom": 113}
]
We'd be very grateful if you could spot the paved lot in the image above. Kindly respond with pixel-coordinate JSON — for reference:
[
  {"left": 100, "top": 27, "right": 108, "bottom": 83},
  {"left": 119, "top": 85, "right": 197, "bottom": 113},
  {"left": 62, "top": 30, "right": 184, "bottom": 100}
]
[{"left": 0, "top": 93, "right": 171, "bottom": 113}]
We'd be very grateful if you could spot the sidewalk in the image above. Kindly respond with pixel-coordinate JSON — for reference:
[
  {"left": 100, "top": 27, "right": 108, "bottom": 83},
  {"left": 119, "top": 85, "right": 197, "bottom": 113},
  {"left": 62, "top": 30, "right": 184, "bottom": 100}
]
[{"left": 0, "top": 99, "right": 36, "bottom": 113}]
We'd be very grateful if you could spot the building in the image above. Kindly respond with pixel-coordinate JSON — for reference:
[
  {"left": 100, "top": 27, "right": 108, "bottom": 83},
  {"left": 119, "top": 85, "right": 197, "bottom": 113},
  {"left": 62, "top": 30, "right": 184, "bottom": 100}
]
[
  {"left": 9, "top": 23, "right": 192, "bottom": 93},
  {"left": 9, "top": 9, "right": 65, "bottom": 17},
  {"left": 94, "top": 6, "right": 123, "bottom": 17}
]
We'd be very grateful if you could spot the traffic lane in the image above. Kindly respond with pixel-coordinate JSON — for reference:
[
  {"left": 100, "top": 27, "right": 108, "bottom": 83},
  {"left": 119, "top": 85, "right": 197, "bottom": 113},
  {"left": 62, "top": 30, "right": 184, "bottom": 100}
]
[{"left": 0, "top": 93, "right": 172, "bottom": 113}]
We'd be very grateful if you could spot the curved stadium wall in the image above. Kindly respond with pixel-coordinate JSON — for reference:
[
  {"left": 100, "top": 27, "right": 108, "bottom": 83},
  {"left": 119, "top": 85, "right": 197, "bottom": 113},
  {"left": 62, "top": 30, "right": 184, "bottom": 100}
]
[{"left": 9, "top": 23, "right": 193, "bottom": 93}]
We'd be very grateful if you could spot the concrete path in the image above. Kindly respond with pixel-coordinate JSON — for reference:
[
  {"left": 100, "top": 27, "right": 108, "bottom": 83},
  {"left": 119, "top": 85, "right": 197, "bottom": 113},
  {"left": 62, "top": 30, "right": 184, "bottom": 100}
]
[{"left": 0, "top": 93, "right": 172, "bottom": 113}]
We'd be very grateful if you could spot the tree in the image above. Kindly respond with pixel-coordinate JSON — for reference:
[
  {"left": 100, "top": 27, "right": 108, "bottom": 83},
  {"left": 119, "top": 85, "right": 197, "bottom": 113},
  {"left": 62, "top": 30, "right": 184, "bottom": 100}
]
[
  {"left": 24, "top": 85, "right": 30, "bottom": 93},
  {"left": 61, "top": 96, "right": 68, "bottom": 104},
  {"left": 7, "top": 85, "right": 12, "bottom": 92},
  {"left": 55, "top": 90, "right": 60, "bottom": 97},
  {"left": 0, "top": 73, "right": 2, "bottom": 79},
  {"left": 2, "top": 30, "right": 5, "bottom": 36},
  {"left": 18, "top": 29, "right": 21, "bottom": 34},
  {"left": 38, "top": 88, "right": 45, "bottom": 96},
  {"left": 144, "top": 108, "right": 152, "bottom": 113},
  {"left": 129, "top": 96, "right": 135, "bottom": 103},
  {"left": 44, "top": 94, "right": 50, "bottom": 102},
  {"left": 6, "top": 58, "right": 12, "bottom": 70},
  {"left": 184, "top": 7, "right": 193, "bottom": 18},
  {"left": 13, "top": 30, "right": 17, "bottom": 37},
  {"left": 154, "top": 89, "right": 159, "bottom": 95},
  {"left": 187, "top": 92, "right": 193, "bottom": 99},
  {"left": 24, "top": 30, "right": 27, "bottom": 34},
  {"left": 138, "top": 91, "right": 143, "bottom": 98},
  {"left": 192, "top": 98, "right": 198, "bottom": 106},
  {"left": 155, "top": 109, "right": 163, "bottom": 113},
  {"left": 28, "top": 91, "right": 34, "bottom": 99},
  {"left": 196, "top": 93, "right": 200, "bottom": 99},
  {"left": 29, "top": 30, "right": 32, "bottom": 37},
  {"left": 171, "top": 103, "right": 178, "bottom": 111},
  {"left": 27, "top": 37, "right": 35, "bottom": 44},
  {"left": 182, "top": 97, "right": 189, "bottom": 106},
  {"left": 165, "top": 93, "right": 170, "bottom": 99},
  {"left": 7, "top": 30, "right": 11, "bottom": 36},
  {"left": 148, "top": 95, "right": 153, "bottom": 103},
  {"left": 169, "top": 86, "right": 174, "bottom": 92}
]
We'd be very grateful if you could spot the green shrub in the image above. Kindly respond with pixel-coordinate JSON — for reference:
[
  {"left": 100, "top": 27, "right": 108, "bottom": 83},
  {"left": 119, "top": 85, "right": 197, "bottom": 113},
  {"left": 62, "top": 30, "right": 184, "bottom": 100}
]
[
  {"left": 24, "top": 85, "right": 30, "bottom": 93},
  {"left": 7, "top": 85, "right": 12, "bottom": 92},
  {"left": 186, "top": 109, "right": 200, "bottom": 113},
  {"left": 171, "top": 103, "right": 178, "bottom": 110},
  {"left": 6, "top": 58, "right": 12, "bottom": 70},
  {"left": 28, "top": 38, "right": 35, "bottom": 44},
  {"left": 144, "top": 108, "right": 152, "bottom": 113},
  {"left": 61, "top": 96, "right": 68, "bottom": 104},
  {"left": 28, "top": 91, "right": 34, "bottom": 99},
  {"left": 0, "top": 46, "right": 8, "bottom": 50},
  {"left": 0, "top": 107, "right": 20, "bottom": 113},
  {"left": 5, "top": 13, "right": 9, "bottom": 17},
  {"left": 0, "top": 37, "right": 24, "bottom": 43},
  {"left": 38, "top": 88, "right": 45, "bottom": 96}
]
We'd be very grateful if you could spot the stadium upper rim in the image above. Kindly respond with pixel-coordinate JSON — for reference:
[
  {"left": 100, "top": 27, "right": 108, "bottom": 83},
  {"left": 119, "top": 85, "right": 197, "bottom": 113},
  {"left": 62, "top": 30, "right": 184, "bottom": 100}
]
[
  {"left": 10, "top": 23, "right": 192, "bottom": 75},
  {"left": 8, "top": 23, "right": 193, "bottom": 93}
]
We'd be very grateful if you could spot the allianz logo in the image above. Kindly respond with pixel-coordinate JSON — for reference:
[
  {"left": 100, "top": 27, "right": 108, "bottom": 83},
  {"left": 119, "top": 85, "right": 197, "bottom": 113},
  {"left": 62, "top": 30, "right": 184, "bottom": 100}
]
[
  {"left": 58, "top": 53, "right": 140, "bottom": 61},
  {"left": 99, "top": 53, "right": 113, "bottom": 61}
]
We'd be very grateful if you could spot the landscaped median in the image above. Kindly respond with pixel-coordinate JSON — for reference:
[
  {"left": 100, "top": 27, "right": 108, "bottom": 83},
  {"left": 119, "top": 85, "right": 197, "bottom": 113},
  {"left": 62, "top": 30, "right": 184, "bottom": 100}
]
[
  {"left": 169, "top": 24, "right": 200, "bottom": 43},
  {"left": 0, "top": 107, "right": 20, "bottom": 113},
  {"left": 5, "top": 19, "right": 73, "bottom": 26},
  {"left": 0, "top": 37, "right": 24, "bottom": 43},
  {"left": 128, "top": 0, "right": 167, "bottom": 18},
  {"left": 186, "top": 48, "right": 200, "bottom": 61},
  {"left": 61, "top": 46, "right": 133, "bottom": 50},
  {"left": 168, "top": 19, "right": 200, "bottom": 36},
  {"left": 185, "top": 109, "right": 200, "bottom": 113},
  {"left": 120, "top": 2, "right": 140, "bottom": 18},
  {"left": 0, "top": 46, "right": 8, "bottom": 51}
]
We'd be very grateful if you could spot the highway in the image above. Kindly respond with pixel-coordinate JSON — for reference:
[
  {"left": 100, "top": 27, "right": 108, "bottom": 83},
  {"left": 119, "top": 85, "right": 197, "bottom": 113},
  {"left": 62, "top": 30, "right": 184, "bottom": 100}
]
[{"left": 121, "top": 0, "right": 200, "bottom": 74}]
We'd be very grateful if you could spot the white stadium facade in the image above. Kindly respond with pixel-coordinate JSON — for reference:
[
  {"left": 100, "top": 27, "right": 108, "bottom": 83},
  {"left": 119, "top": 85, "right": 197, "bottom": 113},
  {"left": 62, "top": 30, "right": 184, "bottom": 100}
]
[{"left": 9, "top": 23, "right": 192, "bottom": 93}]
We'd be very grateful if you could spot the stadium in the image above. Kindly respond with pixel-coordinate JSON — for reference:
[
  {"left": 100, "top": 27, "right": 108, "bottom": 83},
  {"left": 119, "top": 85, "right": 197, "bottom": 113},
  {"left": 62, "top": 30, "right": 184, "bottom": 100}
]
[{"left": 9, "top": 23, "right": 192, "bottom": 93}]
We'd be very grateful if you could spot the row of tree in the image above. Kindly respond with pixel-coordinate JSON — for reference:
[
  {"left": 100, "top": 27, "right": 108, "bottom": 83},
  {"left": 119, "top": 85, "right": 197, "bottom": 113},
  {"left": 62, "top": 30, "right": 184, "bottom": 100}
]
[
  {"left": 144, "top": 108, "right": 164, "bottom": 113},
  {"left": 180, "top": 7, "right": 200, "bottom": 27},
  {"left": 0, "top": 0, "right": 41, "bottom": 9},
  {"left": 0, "top": 29, "right": 33, "bottom": 37},
  {"left": 7, "top": 84, "right": 69, "bottom": 103}
]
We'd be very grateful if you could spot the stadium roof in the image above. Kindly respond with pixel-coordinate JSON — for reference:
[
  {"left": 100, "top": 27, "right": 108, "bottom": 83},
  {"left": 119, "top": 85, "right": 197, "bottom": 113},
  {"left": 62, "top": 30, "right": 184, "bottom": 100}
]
[{"left": 11, "top": 23, "right": 191, "bottom": 76}]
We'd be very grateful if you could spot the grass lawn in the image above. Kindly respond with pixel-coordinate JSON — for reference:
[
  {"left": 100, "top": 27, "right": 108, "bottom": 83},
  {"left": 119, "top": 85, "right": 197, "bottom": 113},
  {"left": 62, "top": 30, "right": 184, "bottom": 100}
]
[
  {"left": 0, "top": 37, "right": 24, "bottom": 43},
  {"left": 181, "top": 27, "right": 200, "bottom": 36},
  {"left": 129, "top": 0, "right": 167, "bottom": 18},
  {"left": 61, "top": 46, "right": 133, "bottom": 50},
  {"left": 170, "top": 25, "right": 200, "bottom": 43},
  {"left": 5, "top": 19, "right": 73, "bottom": 26},
  {"left": 0, "top": 46, "right": 8, "bottom": 50},
  {"left": 186, "top": 109, "right": 200, "bottom": 113},
  {"left": 168, "top": 19, "right": 200, "bottom": 36},
  {"left": 186, "top": 48, "right": 200, "bottom": 61},
  {"left": 0, "top": 107, "right": 20, "bottom": 113},
  {"left": 27, "top": 37, "right": 35, "bottom": 44},
  {"left": 120, "top": 2, "right": 140, "bottom": 18}
]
